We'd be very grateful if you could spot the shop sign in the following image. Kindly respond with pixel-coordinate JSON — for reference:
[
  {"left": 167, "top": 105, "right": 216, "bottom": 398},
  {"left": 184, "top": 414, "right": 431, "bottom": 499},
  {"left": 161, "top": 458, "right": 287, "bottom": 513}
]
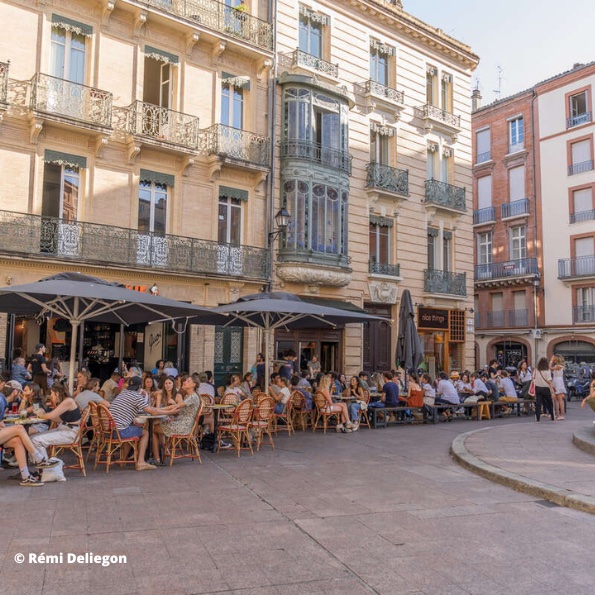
[
  {"left": 417, "top": 307, "right": 449, "bottom": 331},
  {"left": 126, "top": 285, "right": 148, "bottom": 293}
]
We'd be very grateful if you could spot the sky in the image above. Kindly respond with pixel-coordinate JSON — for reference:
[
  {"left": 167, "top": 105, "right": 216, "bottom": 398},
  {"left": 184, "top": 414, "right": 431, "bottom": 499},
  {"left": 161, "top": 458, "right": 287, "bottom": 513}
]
[{"left": 405, "top": 0, "right": 594, "bottom": 104}]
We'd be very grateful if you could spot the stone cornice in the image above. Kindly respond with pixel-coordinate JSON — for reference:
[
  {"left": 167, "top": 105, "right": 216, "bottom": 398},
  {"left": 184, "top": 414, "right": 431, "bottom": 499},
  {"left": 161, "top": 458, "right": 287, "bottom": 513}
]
[{"left": 345, "top": 0, "right": 479, "bottom": 71}]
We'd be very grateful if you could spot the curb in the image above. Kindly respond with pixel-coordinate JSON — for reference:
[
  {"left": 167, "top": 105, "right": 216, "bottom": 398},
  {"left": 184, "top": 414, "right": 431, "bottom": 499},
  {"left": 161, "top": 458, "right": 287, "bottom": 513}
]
[
  {"left": 450, "top": 427, "right": 595, "bottom": 515},
  {"left": 572, "top": 427, "right": 595, "bottom": 457}
]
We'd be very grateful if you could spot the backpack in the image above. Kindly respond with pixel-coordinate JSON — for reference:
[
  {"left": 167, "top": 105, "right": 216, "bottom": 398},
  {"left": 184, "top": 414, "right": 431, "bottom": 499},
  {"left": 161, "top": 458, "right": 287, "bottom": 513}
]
[{"left": 200, "top": 434, "right": 215, "bottom": 450}]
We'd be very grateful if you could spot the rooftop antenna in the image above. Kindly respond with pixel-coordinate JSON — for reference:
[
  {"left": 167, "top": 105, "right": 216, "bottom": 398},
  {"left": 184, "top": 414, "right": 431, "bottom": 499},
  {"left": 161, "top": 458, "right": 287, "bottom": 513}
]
[{"left": 493, "top": 66, "right": 503, "bottom": 99}]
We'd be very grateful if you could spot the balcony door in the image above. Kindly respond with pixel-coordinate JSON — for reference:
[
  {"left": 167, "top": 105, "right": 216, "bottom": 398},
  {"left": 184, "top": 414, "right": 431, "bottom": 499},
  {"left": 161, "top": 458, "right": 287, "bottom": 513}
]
[
  {"left": 217, "top": 193, "right": 243, "bottom": 275},
  {"left": 142, "top": 57, "right": 172, "bottom": 139},
  {"left": 574, "top": 237, "right": 595, "bottom": 276},
  {"left": 137, "top": 180, "right": 168, "bottom": 267}
]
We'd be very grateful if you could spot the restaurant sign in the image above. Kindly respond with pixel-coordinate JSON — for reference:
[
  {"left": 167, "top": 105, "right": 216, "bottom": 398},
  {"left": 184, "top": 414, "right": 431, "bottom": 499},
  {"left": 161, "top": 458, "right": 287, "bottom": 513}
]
[{"left": 417, "top": 307, "right": 449, "bottom": 331}]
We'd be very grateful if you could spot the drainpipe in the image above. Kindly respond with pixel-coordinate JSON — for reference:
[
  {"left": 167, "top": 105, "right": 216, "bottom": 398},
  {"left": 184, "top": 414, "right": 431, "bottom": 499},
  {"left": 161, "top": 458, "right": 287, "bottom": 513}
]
[{"left": 530, "top": 89, "right": 539, "bottom": 364}]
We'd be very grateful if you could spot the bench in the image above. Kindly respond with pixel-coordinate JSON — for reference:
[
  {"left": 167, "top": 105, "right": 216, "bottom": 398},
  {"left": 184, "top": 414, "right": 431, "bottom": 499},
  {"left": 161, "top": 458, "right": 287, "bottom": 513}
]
[
  {"left": 370, "top": 406, "right": 428, "bottom": 428},
  {"left": 433, "top": 401, "right": 492, "bottom": 421}
]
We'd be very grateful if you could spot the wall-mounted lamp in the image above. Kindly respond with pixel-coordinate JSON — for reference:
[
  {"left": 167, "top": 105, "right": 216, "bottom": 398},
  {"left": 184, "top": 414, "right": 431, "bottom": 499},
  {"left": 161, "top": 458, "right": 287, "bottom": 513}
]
[
  {"left": 466, "top": 307, "right": 474, "bottom": 313},
  {"left": 268, "top": 208, "right": 291, "bottom": 245}
]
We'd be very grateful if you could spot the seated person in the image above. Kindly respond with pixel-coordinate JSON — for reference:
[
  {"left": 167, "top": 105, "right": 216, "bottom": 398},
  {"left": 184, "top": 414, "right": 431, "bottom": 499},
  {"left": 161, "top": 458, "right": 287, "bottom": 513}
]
[
  {"left": 2, "top": 380, "right": 23, "bottom": 418},
  {"left": 580, "top": 372, "right": 595, "bottom": 412},
  {"left": 109, "top": 376, "right": 181, "bottom": 471},
  {"left": 268, "top": 372, "right": 281, "bottom": 399},
  {"left": 11, "top": 357, "right": 31, "bottom": 386},
  {"left": 224, "top": 373, "right": 245, "bottom": 404},
  {"left": 297, "top": 372, "right": 312, "bottom": 392},
  {"left": 75, "top": 378, "right": 110, "bottom": 410},
  {"left": 400, "top": 372, "right": 424, "bottom": 409},
  {"left": 272, "top": 376, "right": 292, "bottom": 414},
  {"left": 499, "top": 370, "right": 519, "bottom": 402},
  {"left": 198, "top": 373, "right": 216, "bottom": 400},
  {"left": 73, "top": 370, "right": 91, "bottom": 397},
  {"left": 291, "top": 375, "right": 313, "bottom": 410},
  {"left": 457, "top": 372, "right": 474, "bottom": 400},
  {"left": 435, "top": 372, "right": 460, "bottom": 420},
  {"left": 421, "top": 373, "right": 436, "bottom": 417},
  {"left": 238, "top": 373, "right": 254, "bottom": 401},
  {"left": 345, "top": 375, "right": 365, "bottom": 430},
  {"left": 470, "top": 373, "right": 489, "bottom": 401},
  {"left": 100, "top": 372, "right": 121, "bottom": 403},
  {"left": 317, "top": 376, "right": 353, "bottom": 433},
  {"left": 18, "top": 383, "right": 50, "bottom": 435}
]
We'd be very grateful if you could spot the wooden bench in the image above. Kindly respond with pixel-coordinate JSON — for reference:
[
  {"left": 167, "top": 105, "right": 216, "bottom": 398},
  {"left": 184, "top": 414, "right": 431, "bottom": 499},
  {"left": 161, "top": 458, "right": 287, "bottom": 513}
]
[
  {"left": 433, "top": 402, "right": 491, "bottom": 421},
  {"left": 370, "top": 405, "right": 428, "bottom": 428}
]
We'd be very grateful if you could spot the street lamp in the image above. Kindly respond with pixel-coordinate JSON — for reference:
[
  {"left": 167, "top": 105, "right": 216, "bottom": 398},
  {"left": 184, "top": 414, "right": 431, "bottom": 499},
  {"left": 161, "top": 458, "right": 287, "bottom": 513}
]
[{"left": 268, "top": 207, "right": 291, "bottom": 245}]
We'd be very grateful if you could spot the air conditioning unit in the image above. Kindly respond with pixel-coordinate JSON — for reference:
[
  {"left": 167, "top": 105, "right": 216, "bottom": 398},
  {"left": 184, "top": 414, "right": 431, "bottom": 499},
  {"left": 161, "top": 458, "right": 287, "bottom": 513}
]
[{"left": 532, "top": 329, "right": 542, "bottom": 339}]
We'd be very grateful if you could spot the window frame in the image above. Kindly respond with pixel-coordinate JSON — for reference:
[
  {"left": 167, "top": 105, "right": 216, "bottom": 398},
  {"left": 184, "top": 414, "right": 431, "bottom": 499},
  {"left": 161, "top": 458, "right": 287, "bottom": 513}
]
[
  {"left": 508, "top": 116, "right": 524, "bottom": 153},
  {"left": 218, "top": 193, "right": 243, "bottom": 245},
  {"left": 477, "top": 231, "right": 493, "bottom": 265},
  {"left": 509, "top": 225, "right": 527, "bottom": 260},
  {"left": 565, "top": 85, "right": 592, "bottom": 128},
  {"left": 369, "top": 221, "right": 391, "bottom": 265},
  {"left": 221, "top": 81, "right": 244, "bottom": 129},
  {"left": 298, "top": 9, "right": 325, "bottom": 58},
  {"left": 50, "top": 26, "right": 86, "bottom": 84},
  {"left": 138, "top": 180, "right": 168, "bottom": 236}
]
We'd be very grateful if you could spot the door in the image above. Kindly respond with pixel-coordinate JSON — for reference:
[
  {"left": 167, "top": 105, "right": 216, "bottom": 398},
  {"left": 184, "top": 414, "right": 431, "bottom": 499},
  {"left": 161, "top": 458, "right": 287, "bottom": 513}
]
[
  {"left": 217, "top": 195, "right": 242, "bottom": 274},
  {"left": 214, "top": 326, "right": 243, "bottom": 391},
  {"left": 137, "top": 181, "right": 168, "bottom": 266},
  {"left": 363, "top": 304, "right": 392, "bottom": 373},
  {"left": 142, "top": 57, "right": 172, "bottom": 138}
]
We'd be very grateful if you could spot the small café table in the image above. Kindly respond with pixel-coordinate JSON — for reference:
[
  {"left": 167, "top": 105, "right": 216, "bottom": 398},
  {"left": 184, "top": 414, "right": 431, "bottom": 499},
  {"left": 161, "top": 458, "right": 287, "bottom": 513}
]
[
  {"left": 136, "top": 414, "right": 168, "bottom": 462},
  {"left": 2, "top": 416, "right": 46, "bottom": 434},
  {"left": 210, "top": 403, "right": 235, "bottom": 453}
]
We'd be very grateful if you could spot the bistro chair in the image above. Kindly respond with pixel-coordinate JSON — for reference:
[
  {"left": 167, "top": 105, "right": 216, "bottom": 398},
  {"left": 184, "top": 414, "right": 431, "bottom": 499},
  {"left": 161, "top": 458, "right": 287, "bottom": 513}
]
[
  {"left": 94, "top": 403, "right": 139, "bottom": 473},
  {"left": 273, "top": 393, "right": 294, "bottom": 435},
  {"left": 290, "top": 391, "right": 310, "bottom": 431},
  {"left": 167, "top": 402, "right": 203, "bottom": 466},
  {"left": 48, "top": 408, "right": 90, "bottom": 476},
  {"left": 249, "top": 395, "right": 275, "bottom": 451},
  {"left": 312, "top": 391, "right": 341, "bottom": 433},
  {"left": 219, "top": 392, "right": 238, "bottom": 425},
  {"left": 218, "top": 399, "right": 254, "bottom": 457},
  {"left": 359, "top": 390, "right": 371, "bottom": 429},
  {"left": 85, "top": 401, "right": 102, "bottom": 462}
]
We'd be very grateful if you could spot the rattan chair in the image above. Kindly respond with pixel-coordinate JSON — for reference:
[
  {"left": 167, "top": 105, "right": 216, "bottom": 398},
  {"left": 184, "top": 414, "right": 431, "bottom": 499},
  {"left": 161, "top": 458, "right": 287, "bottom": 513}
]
[
  {"left": 166, "top": 402, "right": 203, "bottom": 466},
  {"left": 359, "top": 390, "right": 371, "bottom": 429},
  {"left": 49, "top": 408, "right": 90, "bottom": 476},
  {"left": 85, "top": 401, "right": 102, "bottom": 462},
  {"left": 249, "top": 395, "right": 275, "bottom": 451},
  {"left": 290, "top": 390, "right": 311, "bottom": 431},
  {"left": 312, "top": 391, "right": 341, "bottom": 433},
  {"left": 218, "top": 399, "right": 254, "bottom": 457},
  {"left": 273, "top": 393, "right": 294, "bottom": 435},
  {"left": 94, "top": 403, "right": 139, "bottom": 473}
]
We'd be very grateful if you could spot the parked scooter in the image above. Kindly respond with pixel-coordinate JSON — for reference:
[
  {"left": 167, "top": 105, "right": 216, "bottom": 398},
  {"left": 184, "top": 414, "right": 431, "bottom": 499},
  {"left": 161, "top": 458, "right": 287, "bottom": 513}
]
[{"left": 567, "top": 377, "right": 591, "bottom": 400}]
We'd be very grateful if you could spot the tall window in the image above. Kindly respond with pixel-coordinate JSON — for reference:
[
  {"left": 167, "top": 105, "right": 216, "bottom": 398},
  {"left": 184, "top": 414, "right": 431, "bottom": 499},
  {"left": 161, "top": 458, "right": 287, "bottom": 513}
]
[
  {"left": 477, "top": 175, "right": 492, "bottom": 210},
  {"left": 569, "top": 139, "right": 593, "bottom": 175},
  {"left": 427, "top": 146, "right": 438, "bottom": 180},
  {"left": 577, "top": 287, "right": 595, "bottom": 322},
  {"left": 369, "top": 221, "right": 390, "bottom": 265},
  {"left": 427, "top": 229, "right": 437, "bottom": 270},
  {"left": 138, "top": 181, "right": 167, "bottom": 236},
  {"left": 218, "top": 195, "right": 242, "bottom": 245},
  {"left": 508, "top": 165, "right": 526, "bottom": 201},
  {"left": 50, "top": 27, "right": 85, "bottom": 83},
  {"left": 370, "top": 43, "right": 389, "bottom": 86},
  {"left": 477, "top": 232, "right": 493, "bottom": 265},
  {"left": 426, "top": 66, "right": 437, "bottom": 105},
  {"left": 221, "top": 82, "right": 244, "bottom": 128},
  {"left": 441, "top": 73, "right": 453, "bottom": 112},
  {"left": 143, "top": 57, "right": 172, "bottom": 109},
  {"left": 510, "top": 225, "right": 526, "bottom": 260},
  {"left": 569, "top": 91, "right": 590, "bottom": 127},
  {"left": 572, "top": 187, "right": 594, "bottom": 221},
  {"left": 370, "top": 129, "right": 390, "bottom": 165},
  {"left": 443, "top": 232, "right": 452, "bottom": 271},
  {"left": 509, "top": 117, "right": 524, "bottom": 153},
  {"left": 299, "top": 9, "right": 323, "bottom": 57},
  {"left": 476, "top": 129, "right": 491, "bottom": 163},
  {"left": 441, "top": 148, "right": 452, "bottom": 183}
]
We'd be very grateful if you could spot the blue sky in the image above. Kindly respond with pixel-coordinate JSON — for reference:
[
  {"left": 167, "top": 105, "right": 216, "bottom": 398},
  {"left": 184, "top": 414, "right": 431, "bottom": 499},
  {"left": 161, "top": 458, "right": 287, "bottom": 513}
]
[{"left": 406, "top": 0, "right": 594, "bottom": 103}]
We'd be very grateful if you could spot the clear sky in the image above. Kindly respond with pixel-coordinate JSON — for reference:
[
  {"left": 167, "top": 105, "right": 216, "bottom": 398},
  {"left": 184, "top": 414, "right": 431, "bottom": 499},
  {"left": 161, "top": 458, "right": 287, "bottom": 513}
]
[{"left": 405, "top": 0, "right": 594, "bottom": 104}]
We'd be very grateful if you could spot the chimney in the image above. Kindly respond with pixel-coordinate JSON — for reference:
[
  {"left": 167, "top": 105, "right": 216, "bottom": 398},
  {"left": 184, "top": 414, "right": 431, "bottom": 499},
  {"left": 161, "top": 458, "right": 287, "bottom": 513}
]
[{"left": 471, "top": 89, "right": 482, "bottom": 111}]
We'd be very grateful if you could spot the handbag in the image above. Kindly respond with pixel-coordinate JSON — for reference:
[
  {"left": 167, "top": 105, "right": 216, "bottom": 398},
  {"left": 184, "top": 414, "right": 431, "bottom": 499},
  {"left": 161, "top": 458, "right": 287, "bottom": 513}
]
[{"left": 528, "top": 378, "right": 536, "bottom": 397}]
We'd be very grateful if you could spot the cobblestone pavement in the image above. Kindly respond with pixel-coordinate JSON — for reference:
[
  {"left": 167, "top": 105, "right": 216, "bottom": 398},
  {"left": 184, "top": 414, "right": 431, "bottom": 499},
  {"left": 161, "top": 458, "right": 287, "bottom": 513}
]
[{"left": 1, "top": 402, "right": 594, "bottom": 595}]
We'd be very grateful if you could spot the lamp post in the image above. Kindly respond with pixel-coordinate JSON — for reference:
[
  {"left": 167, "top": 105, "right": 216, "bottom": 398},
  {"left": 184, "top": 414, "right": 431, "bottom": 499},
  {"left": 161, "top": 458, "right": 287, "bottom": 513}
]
[
  {"left": 268, "top": 207, "right": 291, "bottom": 245},
  {"left": 532, "top": 273, "right": 541, "bottom": 363}
]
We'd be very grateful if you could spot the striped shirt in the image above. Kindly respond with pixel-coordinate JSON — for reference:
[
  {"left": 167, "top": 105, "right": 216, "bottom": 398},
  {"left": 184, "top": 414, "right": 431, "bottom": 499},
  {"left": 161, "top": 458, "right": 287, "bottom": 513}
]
[{"left": 109, "top": 389, "right": 149, "bottom": 430}]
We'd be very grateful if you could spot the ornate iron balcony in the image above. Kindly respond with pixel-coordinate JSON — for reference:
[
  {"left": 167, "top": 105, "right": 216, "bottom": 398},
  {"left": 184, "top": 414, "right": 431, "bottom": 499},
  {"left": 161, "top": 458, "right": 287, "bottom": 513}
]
[
  {"left": 366, "top": 162, "right": 408, "bottom": 196},
  {"left": 475, "top": 258, "right": 538, "bottom": 281},
  {"left": 568, "top": 160, "right": 594, "bottom": 176},
  {"left": 424, "top": 179, "right": 466, "bottom": 212},
  {"left": 369, "top": 261, "right": 400, "bottom": 277},
  {"left": 30, "top": 73, "right": 112, "bottom": 128},
  {"left": 281, "top": 139, "right": 352, "bottom": 175},
  {"left": 558, "top": 255, "right": 595, "bottom": 279},
  {"left": 567, "top": 112, "right": 592, "bottom": 128},
  {"left": 574, "top": 305, "right": 595, "bottom": 323},
  {"left": 145, "top": 0, "right": 273, "bottom": 51},
  {"left": 501, "top": 198, "right": 530, "bottom": 219},
  {"left": 364, "top": 79, "right": 404, "bottom": 104},
  {"left": 476, "top": 151, "right": 491, "bottom": 163},
  {"left": 417, "top": 104, "right": 461, "bottom": 128},
  {"left": 508, "top": 309, "right": 528, "bottom": 327},
  {"left": 125, "top": 100, "right": 199, "bottom": 150},
  {"left": 0, "top": 61, "right": 8, "bottom": 104},
  {"left": 286, "top": 49, "right": 339, "bottom": 78},
  {"left": 201, "top": 124, "right": 270, "bottom": 167},
  {"left": 473, "top": 206, "right": 495, "bottom": 225},
  {"left": 570, "top": 209, "right": 595, "bottom": 224},
  {"left": 424, "top": 269, "right": 466, "bottom": 296},
  {"left": 486, "top": 310, "right": 505, "bottom": 328},
  {"left": 0, "top": 210, "right": 269, "bottom": 280}
]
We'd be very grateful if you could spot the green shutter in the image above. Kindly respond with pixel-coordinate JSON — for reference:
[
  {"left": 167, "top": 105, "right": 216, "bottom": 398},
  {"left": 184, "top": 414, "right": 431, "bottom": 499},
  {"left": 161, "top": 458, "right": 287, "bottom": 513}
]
[
  {"left": 219, "top": 186, "right": 248, "bottom": 201},
  {"left": 51, "top": 14, "right": 93, "bottom": 37},
  {"left": 144, "top": 45, "right": 179, "bottom": 65},
  {"left": 140, "top": 169, "right": 175, "bottom": 187},
  {"left": 44, "top": 150, "right": 87, "bottom": 170}
]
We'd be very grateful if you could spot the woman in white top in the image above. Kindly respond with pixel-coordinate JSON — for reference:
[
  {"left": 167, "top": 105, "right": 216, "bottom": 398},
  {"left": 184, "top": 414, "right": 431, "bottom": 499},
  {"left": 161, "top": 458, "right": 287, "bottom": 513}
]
[
  {"left": 533, "top": 357, "right": 556, "bottom": 422},
  {"left": 549, "top": 355, "right": 566, "bottom": 420}
]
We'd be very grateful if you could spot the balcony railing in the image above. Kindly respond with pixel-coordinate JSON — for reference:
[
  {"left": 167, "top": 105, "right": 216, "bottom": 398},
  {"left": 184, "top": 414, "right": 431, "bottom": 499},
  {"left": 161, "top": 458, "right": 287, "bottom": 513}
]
[
  {"left": 201, "top": 124, "right": 270, "bottom": 167},
  {"left": 508, "top": 309, "right": 529, "bottom": 327},
  {"left": 0, "top": 210, "right": 268, "bottom": 280},
  {"left": 424, "top": 269, "right": 466, "bottom": 296},
  {"left": 369, "top": 261, "right": 400, "bottom": 277},
  {"left": 0, "top": 61, "right": 8, "bottom": 104},
  {"left": 473, "top": 206, "right": 496, "bottom": 225},
  {"left": 281, "top": 139, "right": 352, "bottom": 175},
  {"left": 568, "top": 160, "right": 594, "bottom": 176},
  {"left": 364, "top": 79, "right": 404, "bottom": 104},
  {"left": 574, "top": 305, "right": 595, "bottom": 323},
  {"left": 486, "top": 310, "right": 505, "bottom": 328},
  {"left": 508, "top": 142, "right": 524, "bottom": 154},
  {"left": 475, "top": 257, "right": 538, "bottom": 281},
  {"left": 567, "top": 112, "right": 592, "bottom": 128},
  {"left": 284, "top": 49, "right": 339, "bottom": 78},
  {"left": 145, "top": 0, "right": 273, "bottom": 51},
  {"left": 501, "top": 198, "right": 530, "bottom": 219},
  {"left": 570, "top": 209, "right": 595, "bottom": 224},
  {"left": 558, "top": 255, "right": 595, "bottom": 279},
  {"left": 30, "top": 73, "right": 112, "bottom": 128},
  {"left": 366, "top": 162, "right": 408, "bottom": 196},
  {"left": 424, "top": 179, "right": 466, "bottom": 212},
  {"left": 476, "top": 151, "right": 491, "bottom": 164},
  {"left": 125, "top": 101, "right": 199, "bottom": 150},
  {"left": 417, "top": 104, "right": 461, "bottom": 128}
]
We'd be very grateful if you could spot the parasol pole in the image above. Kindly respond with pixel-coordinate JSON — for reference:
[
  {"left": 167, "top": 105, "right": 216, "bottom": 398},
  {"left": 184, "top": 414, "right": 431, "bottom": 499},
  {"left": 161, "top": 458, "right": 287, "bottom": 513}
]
[
  {"left": 118, "top": 324, "right": 125, "bottom": 374},
  {"left": 264, "top": 322, "right": 271, "bottom": 394},
  {"left": 68, "top": 297, "right": 80, "bottom": 395}
]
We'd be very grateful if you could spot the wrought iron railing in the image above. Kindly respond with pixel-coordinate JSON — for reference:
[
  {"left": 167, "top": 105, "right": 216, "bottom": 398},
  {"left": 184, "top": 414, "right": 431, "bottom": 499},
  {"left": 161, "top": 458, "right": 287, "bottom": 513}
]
[
  {"left": 568, "top": 160, "right": 594, "bottom": 176},
  {"left": 417, "top": 104, "right": 461, "bottom": 128},
  {"left": 486, "top": 310, "right": 505, "bottom": 328},
  {"left": 281, "top": 139, "right": 352, "bottom": 175},
  {"left": 424, "top": 269, "right": 466, "bottom": 296},
  {"left": 473, "top": 207, "right": 496, "bottom": 225},
  {"left": 474, "top": 312, "right": 481, "bottom": 328},
  {"left": 365, "top": 162, "right": 408, "bottom": 195},
  {"left": 0, "top": 61, "right": 8, "bottom": 104},
  {"left": 364, "top": 79, "right": 404, "bottom": 104},
  {"left": 570, "top": 209, "right": 595, "bottom": 224},
  {"left": 567, "top": 112, "right": 592, "bottom": 128},
  {"left": 369, "top": 261, "right": 400, "bottom": 276},
  {"left": 200, "top": 124, "right": 270, "bottom": 166},
  {"left": 30, "top": 73, "right": 112, "bottom": 127},
  {"left": 558, "top": 255, "right": 595, "bottom": 279},
  {"left": 424, "top": 179, "right": 466, "bottom": 212},
  {"left": 285, "top": 49, "right": 339, "bottom": 78},
  {"left": 508, "top": 141, "right": 524, "bottom": 154},
  {"left": 476, "top": 151, "right": 491, "bottom": 163},
  {"left": 145, "top": 0, "right": 273, "bottom": 51},
  {"left": 501, "top": 198, "right": 530, "bottom": 219},
  {"left": 574, "top": 305, "right": 595, "bottom": 323},
  {"left": 475, "top": 258, "right": 538, "bottom": 281},
  {"left": 508, "top": 309, "right": 529, "bottom": 327},
  {"left": 0, "top": 210, "right": 268, "bottom": 280},
  {"left": 125, "top": 100, "right": 199, "bottom": 150}
]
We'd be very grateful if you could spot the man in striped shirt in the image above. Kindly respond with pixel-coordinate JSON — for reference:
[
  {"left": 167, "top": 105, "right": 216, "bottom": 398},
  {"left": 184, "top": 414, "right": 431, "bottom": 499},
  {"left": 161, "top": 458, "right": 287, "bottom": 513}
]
[{"left": 110, "top": 376, "right": 181, "bottom": 471}]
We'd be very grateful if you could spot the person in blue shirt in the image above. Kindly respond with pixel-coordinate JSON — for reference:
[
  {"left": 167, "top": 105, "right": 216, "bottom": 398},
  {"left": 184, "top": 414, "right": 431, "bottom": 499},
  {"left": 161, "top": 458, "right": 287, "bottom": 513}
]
[{"left": 10, "top": 357, "right": 31, "bottom": 386}]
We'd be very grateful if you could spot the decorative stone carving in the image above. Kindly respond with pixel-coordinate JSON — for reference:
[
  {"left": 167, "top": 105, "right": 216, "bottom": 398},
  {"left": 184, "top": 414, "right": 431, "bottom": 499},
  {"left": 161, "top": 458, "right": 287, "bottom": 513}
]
[
  {"left": 369, "top": 281, "right": 398, "bottom": 304},
  {"left": 276, "top": 265, "right": 351, "bottom": 287}
]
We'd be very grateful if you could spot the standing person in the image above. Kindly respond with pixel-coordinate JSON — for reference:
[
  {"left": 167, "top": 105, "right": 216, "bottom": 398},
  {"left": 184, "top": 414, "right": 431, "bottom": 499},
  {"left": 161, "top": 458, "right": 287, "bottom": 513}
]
[
  {"left": 533, "top": 357, "right": 556, "bottom": 422},
  {"left": 254, "top": 354, "right": 266, "bottom": 390},
  {"left": 28, "top": 344, "right": 51, "bottom": 396},
  {"left": 47, "top": 357, "right": 63, "bottom": 390},
  {"left": 518, "top": 360, "right": 533, "bottom": 397},
  {"left": 550, "top": 355, "right": 567, "bottom": 420}
]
